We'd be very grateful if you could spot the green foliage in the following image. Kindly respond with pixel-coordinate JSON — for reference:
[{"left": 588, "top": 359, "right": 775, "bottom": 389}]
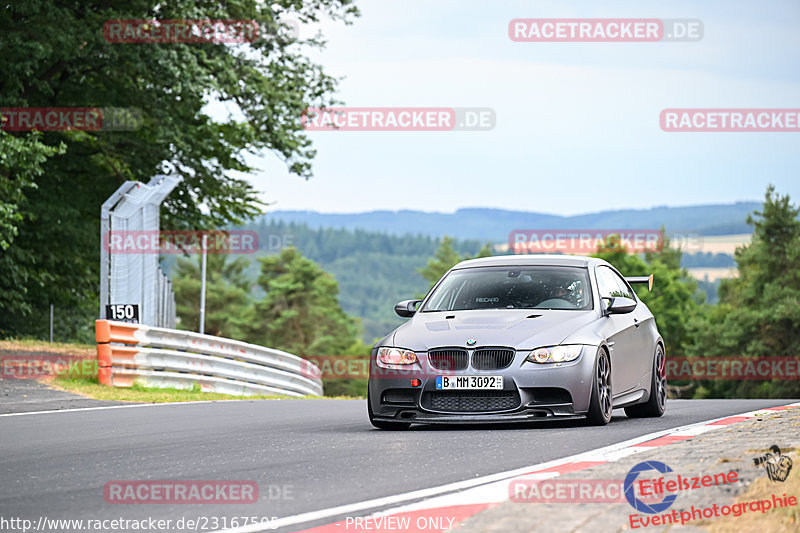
[
  {"left": 247, "top": 247, "right": 359, "bottom": 356},
  {"left": 240, "top": 218, "right": 489, "bottom": 263},
  {"left": 0, "top": 0, "right": 358, "bottom": 341},
  {"left": 0, "top": 132, "right": 68, "bottom": 335},
  {"left": 687, "top": 186, "right": 800, "bottom": 398},
  {"left": 172, "top": 253, "right": 253, "bottom": 339},
  {"left": 319, "top": 337, "right": 371, "bottom": 397},
  {"left": 171, "top": 245, "right": 367, "bottom": 396},
  {"left": 172, "top": 245, "right": 362, "bottom": 355},
  {"left": 695, "top": 278, "right": 722, "bottom": 304},
  {"left": 418, "top": 235, "right": 492, "bottom": 289},
  {"left": 234, "top": 221, "right": 490, "bottom": 341},
  {"left": 0, "top": 132, "right": 64, "bottom": 251},
  {"left": 324, "top": 251, "right": 431, "bottom": 342}
]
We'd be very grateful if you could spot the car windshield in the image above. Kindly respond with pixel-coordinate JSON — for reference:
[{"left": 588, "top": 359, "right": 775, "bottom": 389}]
[{"left": 422, "top": 266, "right": 592, "bottom": 311}]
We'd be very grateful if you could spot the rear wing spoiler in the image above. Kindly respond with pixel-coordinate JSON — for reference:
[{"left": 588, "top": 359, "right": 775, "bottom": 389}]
[{"left": 625, "top": 274, "right": 654, "bottom": 292}]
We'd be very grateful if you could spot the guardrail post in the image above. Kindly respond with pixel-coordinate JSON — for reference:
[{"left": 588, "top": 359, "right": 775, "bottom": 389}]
[{"left": 95, "top": 319, "right": 112, "bottom": 386}]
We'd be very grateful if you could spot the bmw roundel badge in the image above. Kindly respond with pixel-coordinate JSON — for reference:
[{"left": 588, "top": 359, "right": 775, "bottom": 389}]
[{"left": 466, "top": 338, "right": 477, "bottom": 346}]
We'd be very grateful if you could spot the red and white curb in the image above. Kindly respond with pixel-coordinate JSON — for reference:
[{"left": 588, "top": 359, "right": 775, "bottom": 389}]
[{"left": 214, "top": 402, "right": 800, "bottom": 533}]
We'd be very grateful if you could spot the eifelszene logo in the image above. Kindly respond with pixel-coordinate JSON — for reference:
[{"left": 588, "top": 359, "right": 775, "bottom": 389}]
[{"left": 624, "top": 461, "right": 678, "bottom": 514}]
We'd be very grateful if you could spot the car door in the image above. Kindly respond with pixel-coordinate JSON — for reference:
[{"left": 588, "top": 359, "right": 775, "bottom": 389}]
[
  {"left": 608, "top": 268, "right": 653, "bottom": 389},
  {"left": 594, "top": 266, "right": 640, "bottom": 396}
]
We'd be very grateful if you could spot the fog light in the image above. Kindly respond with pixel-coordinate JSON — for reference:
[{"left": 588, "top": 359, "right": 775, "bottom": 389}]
[{"left": 410, "top": 379, "right": 421, "bottom": 387}]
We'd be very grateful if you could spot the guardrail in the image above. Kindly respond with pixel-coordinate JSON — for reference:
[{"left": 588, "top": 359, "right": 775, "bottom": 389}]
[{"left": 95, "top": 320, "right": 323, "bottom": 397}]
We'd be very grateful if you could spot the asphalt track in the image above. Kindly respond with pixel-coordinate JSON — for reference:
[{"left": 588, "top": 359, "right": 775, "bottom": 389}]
[{"left": 0, "top": 399, "right": 794, "bottom": 532}]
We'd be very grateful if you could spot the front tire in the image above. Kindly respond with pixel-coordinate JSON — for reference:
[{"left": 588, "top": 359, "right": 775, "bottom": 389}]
[
  {"left": 586, "top": 348, "right": 613, "bottom": 425},
  {"left": 368, "top": 390, "right": 411, "bottom": 430},
  {"left": 625, "top": 344, "right": 666, "bottom": 418}
]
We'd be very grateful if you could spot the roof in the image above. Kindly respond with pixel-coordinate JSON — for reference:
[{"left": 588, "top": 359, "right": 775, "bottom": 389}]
[{"left": 452, "top": 254, "right": 599, "bottom": 269}]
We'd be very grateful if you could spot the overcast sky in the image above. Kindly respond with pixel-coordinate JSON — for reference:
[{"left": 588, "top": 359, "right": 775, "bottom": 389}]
[{"left": 238, "top": 0, "right": 799, "bottom": 215}]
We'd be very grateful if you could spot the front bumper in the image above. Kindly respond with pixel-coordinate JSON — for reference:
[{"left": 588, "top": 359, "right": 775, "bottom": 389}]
[{"left": 369, "top": 346, "right": 597, "bottom": 425}]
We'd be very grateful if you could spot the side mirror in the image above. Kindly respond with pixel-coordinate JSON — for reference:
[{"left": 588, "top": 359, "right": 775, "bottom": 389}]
[
  {"left": 604, "top": 296, "right": 636, "bottom": 315},
  {"left": 394, "top": 299, "right": 422, "bottom": 318}
]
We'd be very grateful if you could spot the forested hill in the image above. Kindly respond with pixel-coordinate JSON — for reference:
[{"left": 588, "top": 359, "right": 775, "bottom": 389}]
[
  {"left": 230, "top": 220, "right": 730, "bottom": 343},
  {"left": 232, "top": 221, "right": 489, "bottom": 342},
  {"left": 262, "top": 202, "right": 761, "bottom": 241}
]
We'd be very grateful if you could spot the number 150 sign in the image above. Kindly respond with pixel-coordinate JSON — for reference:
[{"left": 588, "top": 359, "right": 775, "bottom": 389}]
[{"left": 106, "top": 304, "right": 139, "bottom": 323}]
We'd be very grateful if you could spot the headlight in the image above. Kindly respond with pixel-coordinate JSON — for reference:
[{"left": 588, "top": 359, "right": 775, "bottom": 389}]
[
  {"left": 378, "top": 347, "right": 417, "bottom": 365},
  {"left": 526, "top": 345, "right": 584, "bottom": 364}
]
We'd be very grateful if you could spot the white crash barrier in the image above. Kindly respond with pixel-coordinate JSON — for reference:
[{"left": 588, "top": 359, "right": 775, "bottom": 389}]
[{"left": 95, "top": 320, "right": 322, "bottom": 397}]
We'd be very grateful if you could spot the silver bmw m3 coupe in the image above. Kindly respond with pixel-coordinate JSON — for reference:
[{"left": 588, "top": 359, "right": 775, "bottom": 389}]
[{"left": 367, "top": 255, "right": 666, "bottom": 429}]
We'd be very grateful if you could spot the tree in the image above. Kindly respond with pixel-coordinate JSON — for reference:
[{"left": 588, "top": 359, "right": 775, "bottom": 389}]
[
  {"left": 688, "top": 186, "right": 800, "bottom": 398},
  {"left": 0, "top": 132, "right": 64, "bottom": 251},
  {"left": 171, "top": 246, "right": 369, "bottom": 397},
  {"left": 418, "top": 235, "right": 492, "bottom": 289},
  {"left": 247, "top": 247, "right": 359, "bottom": 356},
  {"left": 0, "top": 132, "right": 65, "bottom": 327},
  {"left": 172, "top": 253, "right": 253, "bottom": 339},
  {"left": 0, "top": 0, "right": 358, "bottom": 340}
]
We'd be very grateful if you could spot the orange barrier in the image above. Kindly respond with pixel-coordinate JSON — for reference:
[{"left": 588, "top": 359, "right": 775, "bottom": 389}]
[
  {"left": 95, "top": 319, "right": 140, "bottom": 345},
  {"left": 96, "top": 343, "right": 112, "bottom": 386},
  {"left": 95, "top": 319, "right": 141, "bottom": 386}
]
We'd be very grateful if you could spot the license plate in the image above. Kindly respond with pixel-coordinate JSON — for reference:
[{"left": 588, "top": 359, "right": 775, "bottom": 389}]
[{"left": 435, "top": 375, "right": 503, "bottom": 390}]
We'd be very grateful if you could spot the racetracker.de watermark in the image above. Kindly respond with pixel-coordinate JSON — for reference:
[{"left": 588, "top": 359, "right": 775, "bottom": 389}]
[
  {"left": 509, "top": 229, "right": 664, "bottom": 254},
  {"left": 300, "top": 356, "right": 537, "bottom": 381},
  {"left": 103, "top": 481, "right": 258, "bottom": 504},
  {"left": 0, "top": 107, "right": 143, "bottom": 131},
  {"left": 511, "top": 467, "right": 739, "bottom": 504},
  {"left": 299, "top": 356, "right": 465, "bottom": 381},
  {"left": 668, "top": 357, "right": 800, "bottom": 380},
  {"left": 509, "top": 19, "right": 703, "bottom": 42},
  {"left": 104, "top": 19, "right": 262, "bottom": 43},
  {"left": 0, "top": 516, "right": 279, "bottom": 532},
  {"left": 661, "top": 109, "right": 800, "bottom": 132},
  {"left": 510, "top": 479, "right": 663, "bottom": 503},
  {"left": 103, "top": 230, "right": 259, "bottom": 254},
  {"left": 301, "top": 107, "right": 495, "bottom": 131},
  {"left": 1, "top": 353, "right": 94, "bottom": 380}
]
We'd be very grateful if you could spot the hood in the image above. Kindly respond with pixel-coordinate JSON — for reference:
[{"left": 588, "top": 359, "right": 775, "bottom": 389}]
[{"left": 390, "top": 309, "right": 598, "bottom": 352}]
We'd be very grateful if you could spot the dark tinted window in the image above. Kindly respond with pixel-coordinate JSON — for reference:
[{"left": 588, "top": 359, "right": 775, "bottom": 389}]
[{"left": 423, "top": 266, "right": 592, "bottom": 311}]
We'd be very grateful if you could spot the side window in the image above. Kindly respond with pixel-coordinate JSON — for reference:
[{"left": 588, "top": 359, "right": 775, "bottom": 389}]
[
  {"left": 610, "top": 269, "right": 635, "bottom": 300},
  {"left": 596, "top": 267, "right": 635, "bottom": 300},
  {"left": 595, "top": 267, "right": 618, "bottom": 299}
]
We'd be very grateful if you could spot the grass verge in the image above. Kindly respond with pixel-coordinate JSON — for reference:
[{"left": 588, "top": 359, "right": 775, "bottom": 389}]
[
  {"left": 51, "top": 377, "right": 362, "bottom": 403},
  {"left": 0, "top": 338, "right": 94, "bottom": 355},
  {"left": 50, "top": 377, "right": 320, "bottom": 402}
]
